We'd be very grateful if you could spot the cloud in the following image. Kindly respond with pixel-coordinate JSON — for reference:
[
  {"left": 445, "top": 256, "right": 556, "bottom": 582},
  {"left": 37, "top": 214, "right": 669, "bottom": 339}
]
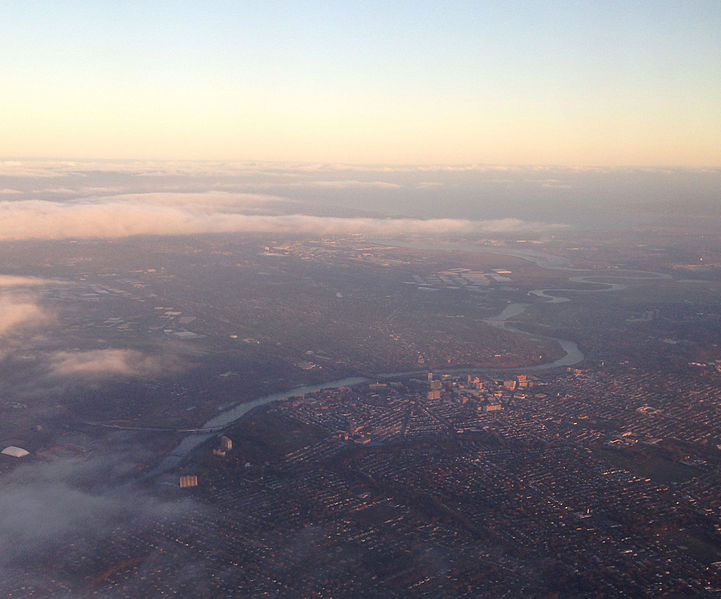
[
  {"left": 101, "top": 191, "right": 290, "bottom": 209},
  {"left": 0, "top": 160, "right": 84, "bottom": 178},
  {"left": 0, "top": 294, "right": 49, "bottom": 336},
  {"left": 49, "top": 349, "right": 179, "bottom": 379},
  {"left": 0, "top": 289, "right": 52, "bottom": 362},
  {"left": 286, "top": 180, "right": 402, "bottom": 190},
  {"left": 0, "top": 454, "right": 194, "bottom": 585},
  {"left": 36, "top": 187, "right": 79, "bottom": 194},
  {"left": 237, "top": 215, "right": 564, "bottom": 235},
  {"left": 0, "top": 197, "right": 565, "bottom": 241},
  {"left": 0, "top": 275, "right": 54, "bottom": 288},
  {"left": 290, "top": 163, "right": 490, "bottom": 173},
  {"left": 539, "top": 178, "right": 573, "bottom": 189},
  {"left": 0, "top": 460, "right": 125, "bottom": 557}
]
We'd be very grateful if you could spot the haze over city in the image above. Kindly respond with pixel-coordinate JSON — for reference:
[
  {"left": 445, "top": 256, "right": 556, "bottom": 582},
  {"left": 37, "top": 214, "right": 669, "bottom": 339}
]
[{"left": 2, "top": 2, "right": 721, "bottom": 597}]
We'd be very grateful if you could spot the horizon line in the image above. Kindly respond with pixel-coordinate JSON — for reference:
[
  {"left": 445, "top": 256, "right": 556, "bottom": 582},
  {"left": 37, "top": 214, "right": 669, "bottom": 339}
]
[{"left": 2, "top": 157, "right": 720, "bottom": 172}]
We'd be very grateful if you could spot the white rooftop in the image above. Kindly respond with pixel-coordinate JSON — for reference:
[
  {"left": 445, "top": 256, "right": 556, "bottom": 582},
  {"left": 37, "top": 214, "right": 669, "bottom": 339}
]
[{"left": 2, "top": 446, "right": 29, "bottom": 458}]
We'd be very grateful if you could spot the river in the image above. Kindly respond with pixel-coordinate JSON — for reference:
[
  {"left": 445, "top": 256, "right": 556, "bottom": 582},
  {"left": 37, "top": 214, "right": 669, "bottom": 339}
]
[
  {"left": 152, "top": 246, "right": 669, "bottom": 475},
  {"left": 150, "top": 377, "right": 370, "bottom": 475}
]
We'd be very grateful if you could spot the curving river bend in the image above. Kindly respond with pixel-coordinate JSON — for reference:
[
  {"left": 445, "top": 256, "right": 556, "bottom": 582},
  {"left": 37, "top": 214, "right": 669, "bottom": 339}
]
[{"left": 152, "top": 247, "right": 671, "bottom": 475}]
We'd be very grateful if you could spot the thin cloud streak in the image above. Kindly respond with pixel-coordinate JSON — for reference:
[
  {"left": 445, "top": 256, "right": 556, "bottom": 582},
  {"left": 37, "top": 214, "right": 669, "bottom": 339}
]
[
  {"left": 94, "top": 191, "right": 292, "bottom": 208},
  {"left": 285, "top": 180, "right": 402, "bottom": 190},
  {"left": 0, "top": 275, "right": 55, "bottom": 288}
]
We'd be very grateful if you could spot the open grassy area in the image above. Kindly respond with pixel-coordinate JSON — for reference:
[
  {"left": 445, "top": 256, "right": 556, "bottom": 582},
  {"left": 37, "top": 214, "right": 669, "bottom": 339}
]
[
  {"left": 671, "top": 529, "right": 721, "bottom": 564},
  {"left": 598, "top": 448, "right": 700, "bottom": 484}
]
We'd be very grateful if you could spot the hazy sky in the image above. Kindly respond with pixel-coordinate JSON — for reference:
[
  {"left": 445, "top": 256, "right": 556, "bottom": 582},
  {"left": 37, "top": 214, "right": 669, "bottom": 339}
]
[{"left": 2, "top": 1, "right": 720, "bottom": 166}]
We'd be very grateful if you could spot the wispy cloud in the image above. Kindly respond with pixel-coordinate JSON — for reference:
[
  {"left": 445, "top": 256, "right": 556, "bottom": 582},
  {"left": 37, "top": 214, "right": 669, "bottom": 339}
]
[
  {"left": 285, "top": 180, "right": 402, "bottom": 190},
  {"left": 101, "top": 191, "right": 291, "bottom": 209},
  {"left": 0, "top": 277, "right": 55, "bottom": 360},
  {"left": 0, "top": 454, "right": 194, "bottom": 584},
  {"left": 539, "top": 178, "right": 573, "bottom": 189},
  {"left": 49, "top": 349, "right": 181, "bottom": 380},
  {"left": 0, "top": 275, "right": 55, "bottom": 288},
  {"left": 0, "top": 294, "right": 49, "bottom": 336},
  {"left": 0, "top": 160, "right": 85, "bottom": 178}
]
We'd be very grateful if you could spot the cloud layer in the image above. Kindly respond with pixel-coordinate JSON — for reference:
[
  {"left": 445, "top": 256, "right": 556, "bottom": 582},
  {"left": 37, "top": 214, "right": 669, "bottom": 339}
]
[{"left": 0, "top": 197, "right": 563, "bottom": 241}]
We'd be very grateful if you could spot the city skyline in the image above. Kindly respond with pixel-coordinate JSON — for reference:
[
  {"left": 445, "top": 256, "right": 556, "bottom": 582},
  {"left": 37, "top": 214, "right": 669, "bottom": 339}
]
[{"left": 2, "top": 1, "right": 720, "bottom": 167}]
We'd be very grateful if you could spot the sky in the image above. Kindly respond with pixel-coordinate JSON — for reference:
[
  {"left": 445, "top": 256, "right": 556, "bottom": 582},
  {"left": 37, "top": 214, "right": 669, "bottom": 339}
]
[{"left": 2, "top": 1, "right": 721, "bottom": 167}]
